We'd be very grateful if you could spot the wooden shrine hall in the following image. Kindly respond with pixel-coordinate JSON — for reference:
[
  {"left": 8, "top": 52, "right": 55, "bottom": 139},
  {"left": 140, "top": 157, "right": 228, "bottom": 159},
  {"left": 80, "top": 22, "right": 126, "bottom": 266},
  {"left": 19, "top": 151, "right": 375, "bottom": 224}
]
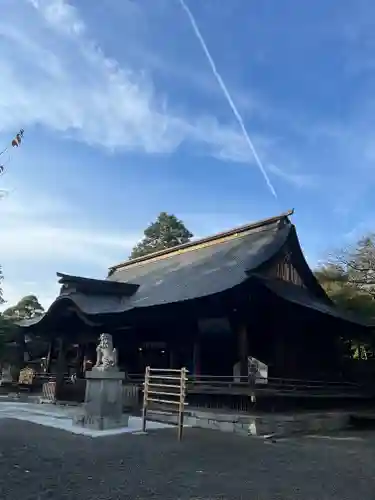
[{"left": 19, "top": 210, "right": 372, "bottom": 387}]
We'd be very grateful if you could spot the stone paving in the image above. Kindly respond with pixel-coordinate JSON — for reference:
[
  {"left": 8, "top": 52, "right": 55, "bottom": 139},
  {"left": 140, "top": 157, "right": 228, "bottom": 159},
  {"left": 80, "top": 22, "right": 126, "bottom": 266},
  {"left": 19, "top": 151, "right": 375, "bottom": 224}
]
[
  {"left": 0, "top": 401, "right": 172, "bottom": 437},
  {"left": 0, "top": 417, "right": 374, "bottom": 500}
]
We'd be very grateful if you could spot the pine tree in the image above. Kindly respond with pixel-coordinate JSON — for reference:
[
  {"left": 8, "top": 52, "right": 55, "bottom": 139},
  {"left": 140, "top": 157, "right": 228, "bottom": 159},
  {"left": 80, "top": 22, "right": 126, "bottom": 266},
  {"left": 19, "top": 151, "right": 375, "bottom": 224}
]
[{"left": 130, "top": 212, "right": 193, "bottom": 259}]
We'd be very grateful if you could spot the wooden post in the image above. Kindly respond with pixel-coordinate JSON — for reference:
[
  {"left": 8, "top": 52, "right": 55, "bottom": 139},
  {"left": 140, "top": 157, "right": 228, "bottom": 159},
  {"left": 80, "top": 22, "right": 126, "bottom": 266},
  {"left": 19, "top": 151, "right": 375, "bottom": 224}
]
[
  {"left": 142, "top": 366, "right": 150, "bottom": 433},
  {"left": 178, "top": 367, "right": 187, "bottom": 441}
]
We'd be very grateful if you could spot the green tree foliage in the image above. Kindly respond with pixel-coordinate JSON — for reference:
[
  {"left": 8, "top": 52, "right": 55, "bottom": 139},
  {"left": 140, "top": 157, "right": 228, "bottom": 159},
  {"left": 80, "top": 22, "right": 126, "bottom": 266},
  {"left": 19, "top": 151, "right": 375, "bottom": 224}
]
[
  {"left": 1, "top": 295, "right": 45, "bottom": 368},
  {"left": 129, "top": 212, "right": 193, "bottom": 259},
  {"left": 315, "top": 234, "right": 375, "bottom": 320},
  {"left": 3, "top": 294, "right": 45, "bottom": 321},
  {"left": 0, "top": 313, "right": 18, "bottom": 361},
  {"left": 315, "top": 265, "right": 375, "bottom": 318},
  {"left": 315, "top": 242, "right": 375, "bottom": 361}
]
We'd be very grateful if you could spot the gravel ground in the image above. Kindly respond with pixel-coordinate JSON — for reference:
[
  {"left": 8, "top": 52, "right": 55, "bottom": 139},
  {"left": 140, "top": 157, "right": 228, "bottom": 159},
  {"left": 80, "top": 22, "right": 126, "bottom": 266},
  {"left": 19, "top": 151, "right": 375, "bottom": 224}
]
[{"left": 0, "top": 419, "right": 374, "bottom": 500}]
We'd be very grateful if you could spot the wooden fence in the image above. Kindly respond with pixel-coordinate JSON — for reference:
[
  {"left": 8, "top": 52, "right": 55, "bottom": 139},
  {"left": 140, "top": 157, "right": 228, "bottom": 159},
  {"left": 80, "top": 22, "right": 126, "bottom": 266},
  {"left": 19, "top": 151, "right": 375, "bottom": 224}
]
[
  {"left": 187, "top": 375, "right": 362, "bottom": 396},
  {"left": 128, "top": 373, "right": 363, "bottom": 396},
  {"left": 142, "top": 367, "right": 188, "bottom": 441}
]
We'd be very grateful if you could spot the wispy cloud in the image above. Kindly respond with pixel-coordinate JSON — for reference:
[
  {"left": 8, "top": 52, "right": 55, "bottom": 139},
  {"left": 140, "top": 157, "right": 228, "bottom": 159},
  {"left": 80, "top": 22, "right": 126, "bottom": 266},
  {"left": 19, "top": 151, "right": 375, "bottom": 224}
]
[
  {"left": 0, "top": 1, "right": 233, "bottom": 158},
  {"left": 0, "top": 0, "right": 182, "bottom": 154},
  {"left": 1, "top": 192, "right": 139, "bottom": 267},
  {"left": 0, "top": 0, "right": 306, "bottom": 191},
  {"left": 0, "top": 190, "right": 139, "bottom": 308}
]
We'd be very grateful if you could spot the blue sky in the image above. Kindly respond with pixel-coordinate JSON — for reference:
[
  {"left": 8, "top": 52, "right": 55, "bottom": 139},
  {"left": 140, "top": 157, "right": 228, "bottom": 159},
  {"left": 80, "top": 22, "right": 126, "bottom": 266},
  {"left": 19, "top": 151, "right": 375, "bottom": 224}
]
[{"left": 1, "top": 0, "right": 375, "bottom": 308}]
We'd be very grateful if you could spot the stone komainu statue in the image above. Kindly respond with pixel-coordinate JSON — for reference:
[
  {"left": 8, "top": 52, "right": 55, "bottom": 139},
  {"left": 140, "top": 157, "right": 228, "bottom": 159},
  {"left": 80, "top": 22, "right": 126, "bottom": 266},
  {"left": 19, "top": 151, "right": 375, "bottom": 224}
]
[{"left": 94, "top": 333, "right": 118, "bottom": 371}]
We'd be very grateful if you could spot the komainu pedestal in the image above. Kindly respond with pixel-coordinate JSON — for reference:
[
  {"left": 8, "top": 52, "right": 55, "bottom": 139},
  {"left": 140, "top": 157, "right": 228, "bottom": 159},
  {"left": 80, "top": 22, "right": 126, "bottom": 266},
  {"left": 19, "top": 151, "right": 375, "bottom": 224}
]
[
  {"left": 73, "top": 333, "right": 129, "bottom": 431},
  {"left": 73, "top": 370, "right": 128, "bottom": 430}
]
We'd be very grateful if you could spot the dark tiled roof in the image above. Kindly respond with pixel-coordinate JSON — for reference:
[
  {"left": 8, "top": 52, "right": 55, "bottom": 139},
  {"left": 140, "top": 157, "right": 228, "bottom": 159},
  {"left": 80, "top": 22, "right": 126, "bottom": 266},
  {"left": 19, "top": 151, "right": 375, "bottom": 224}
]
[
  {"left": 106, "top": 218, "right": 290, "bottom": 308},
  {"left": 108, "top": 210, "right": 294, "bottom": 274},
  {"left": 19, "top": 208, "right": 374, "bottom": 331},
  {"left": 57, "top": 272, "right": 139, "bottom": 296},
  {"left": 19, "top": 213, "right": 292, "bottom": 325}
]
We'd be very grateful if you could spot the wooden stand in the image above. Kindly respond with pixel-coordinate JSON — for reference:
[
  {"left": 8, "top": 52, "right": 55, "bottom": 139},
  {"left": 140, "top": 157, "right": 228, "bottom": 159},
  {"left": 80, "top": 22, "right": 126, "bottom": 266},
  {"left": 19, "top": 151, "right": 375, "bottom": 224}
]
[{"left": 142, "top": 367, "right": 188, "bottom": 441}]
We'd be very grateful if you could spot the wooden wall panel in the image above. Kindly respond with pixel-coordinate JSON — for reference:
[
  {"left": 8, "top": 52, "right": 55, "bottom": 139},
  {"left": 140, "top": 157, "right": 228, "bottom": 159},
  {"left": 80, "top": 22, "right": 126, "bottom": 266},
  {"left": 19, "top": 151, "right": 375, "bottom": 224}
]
[{"left": 267, "top": 251, "right": 305, "bottom": 287}]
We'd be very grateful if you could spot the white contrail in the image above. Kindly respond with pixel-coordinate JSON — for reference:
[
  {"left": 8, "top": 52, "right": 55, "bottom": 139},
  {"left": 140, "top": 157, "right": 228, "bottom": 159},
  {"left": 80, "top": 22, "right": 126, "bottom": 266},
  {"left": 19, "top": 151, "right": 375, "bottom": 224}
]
[{"left": 178, "top": 0, "right": 278, "bottom": 199}]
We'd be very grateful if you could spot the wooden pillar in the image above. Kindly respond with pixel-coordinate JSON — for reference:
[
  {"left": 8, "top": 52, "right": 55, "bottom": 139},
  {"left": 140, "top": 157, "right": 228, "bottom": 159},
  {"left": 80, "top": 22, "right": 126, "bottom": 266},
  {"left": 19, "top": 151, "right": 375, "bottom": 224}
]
[
  {"left": 80, "top": 344, "right": 86, "bottom": 376},
  {"left": 169, "top": 348, "right": 176, "bottom": 369},
  {"left": 238, "top": 323, "right": 249, "bottom": 377},
  {"left": 17, "top": 331, "right": 26, "bottom": 371},
  {"left": 274, "top": 335, "right": 285, "bottom": 377},
  {"left": 192, "top": 340, "right": 201, "bottom": 377},
  {"left": 75, "top": 343, "right": 85, "bottom": 377},
  {"left": 45, "top": 338, "right": 55, "bottom": 373},
  {"left": 55, "top": 337, "right": 67, "bottom": 392},
  {"left": 228, "top": 308, "right": 250, "bottom": 379}
]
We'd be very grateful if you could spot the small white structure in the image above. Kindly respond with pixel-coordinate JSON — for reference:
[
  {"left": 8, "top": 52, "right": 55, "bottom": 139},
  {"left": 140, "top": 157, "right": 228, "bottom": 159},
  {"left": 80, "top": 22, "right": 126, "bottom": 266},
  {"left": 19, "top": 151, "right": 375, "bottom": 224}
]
[
  {"left": 0, "top": 365, "right": 13, "bottom": 386},
  {"left": 248, "top": 356, "right": 268, "bottom": 385},
  {"left": 232, "top": 356, "right": 268, "bottom": 384},
  {"left": 73, "top": 334, "right": 128, "bottom": 431},
  {"left": 93, "top": 333, "right": 118, "bottom": 371}
]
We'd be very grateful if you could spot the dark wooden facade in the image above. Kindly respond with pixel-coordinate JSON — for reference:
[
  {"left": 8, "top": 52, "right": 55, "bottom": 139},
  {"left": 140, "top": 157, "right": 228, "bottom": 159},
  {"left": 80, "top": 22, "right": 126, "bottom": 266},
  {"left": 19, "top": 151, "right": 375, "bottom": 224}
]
[{"left": 19, "top": 211, "right": 372, "bottom": 391}]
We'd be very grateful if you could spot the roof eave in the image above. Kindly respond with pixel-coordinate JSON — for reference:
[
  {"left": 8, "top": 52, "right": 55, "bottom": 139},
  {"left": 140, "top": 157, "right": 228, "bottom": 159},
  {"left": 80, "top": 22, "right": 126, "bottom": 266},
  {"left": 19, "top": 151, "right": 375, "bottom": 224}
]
[{"left": 57, "top": 272, "right": 139, "bottom": 296}]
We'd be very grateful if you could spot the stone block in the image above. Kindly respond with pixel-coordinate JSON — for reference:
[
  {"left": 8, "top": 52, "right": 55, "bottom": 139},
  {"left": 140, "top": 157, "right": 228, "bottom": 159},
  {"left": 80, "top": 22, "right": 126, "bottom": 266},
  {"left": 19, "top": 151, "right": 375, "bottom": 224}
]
[
  {"left": 0, "top": 366, "right": 13, "bottom": 386},
  {"left": 236, "top": 416, "right": 251, "bottom": 425},
  {"left": 248, "top": 419, "right": 258, "bottom": 436},
  {"left": 73, "top": 413, "right": 129, "bottom": 431},
  {"left": 208, "top": 419, "right": 222, "bottom": 431},
  {"left": 85, "top": 370, "right": 125, "bottom": 380},
  {"left": 253, "top": 420, "right": 274, "bottom": 436},
  {"left": 308, "top": 418, "right": 323, "bottom": 432},
  {"left": 85, "top": 377, "right": 123, "bottom": 419},
  {"left": 160, "top": 413, "right": 177, "bottom": 424},
  {"left": 233, "top": 423, "right": 249, "bottom": 436},
  {"left": 218, "top": 421, "right": 235, "bottom": 433},
  {"left": 186, "top": 416, "right": 197, "bottom": 426},
  {"left": 196, "top": 418, "right": 213, "bottom": 429},
  {"left": 122, "top": 384, "right": 140, "bottom": 411}
]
